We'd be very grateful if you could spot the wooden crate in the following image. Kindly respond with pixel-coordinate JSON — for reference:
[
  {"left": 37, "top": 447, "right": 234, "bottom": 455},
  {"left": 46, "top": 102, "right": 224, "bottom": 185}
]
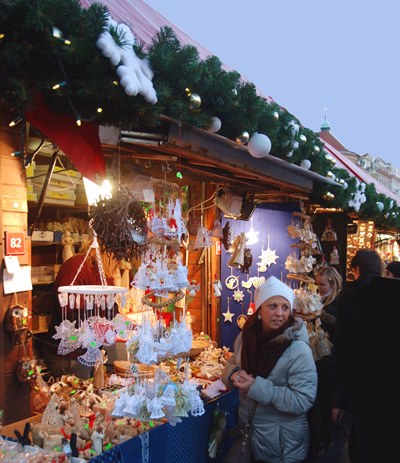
[{"left": 1, "top": 413, "right": 42, "bottom": 440}]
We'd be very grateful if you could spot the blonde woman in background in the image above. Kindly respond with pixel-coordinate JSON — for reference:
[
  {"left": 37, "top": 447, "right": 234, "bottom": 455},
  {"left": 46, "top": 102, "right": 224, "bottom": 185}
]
[{"left": 307, "top": 266, "right": 343, "bottom": 457}]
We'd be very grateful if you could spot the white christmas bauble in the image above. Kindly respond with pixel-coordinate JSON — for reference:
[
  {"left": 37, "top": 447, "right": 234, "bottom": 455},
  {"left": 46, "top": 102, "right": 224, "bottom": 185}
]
[
  {"left": 248, "top": 133, "right": 272, "bottom": 158},
  {"left": 376, "top": 202, "right": 384, "bottom": 212},
  {"left": 343, "top": 181, "right": 348, "bottom": 190},
  {"left": 209, "top": 116, "right": 222, "bottom": 133},
  {"left": 300, "top": 159, "right": 311, "bottom": 170}
]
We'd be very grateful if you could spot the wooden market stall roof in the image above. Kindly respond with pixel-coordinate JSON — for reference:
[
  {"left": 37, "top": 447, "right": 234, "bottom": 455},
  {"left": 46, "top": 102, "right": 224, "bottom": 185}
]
[
  {"left": 77, "top": 0, "right": 337, "bottom": 201},
  {"left": 79, "top": 0, "right": 274, "bottom": 103}
]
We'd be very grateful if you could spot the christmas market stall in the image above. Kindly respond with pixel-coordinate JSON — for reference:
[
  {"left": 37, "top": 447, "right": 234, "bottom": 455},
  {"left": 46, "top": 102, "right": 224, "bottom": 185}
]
[{"left": 3, "top": 0, "right": 400, "bottom": 461}]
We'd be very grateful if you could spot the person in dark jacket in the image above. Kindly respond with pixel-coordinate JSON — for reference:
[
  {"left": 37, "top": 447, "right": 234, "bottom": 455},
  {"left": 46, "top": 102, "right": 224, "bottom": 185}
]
[
  {"left": 307, "top": 266, "right": 342, "bottom": 457},
  {"left": 384, "top": 260, "right": 400, "bottom": 278},
  {"left": 333, "top": 249, "right": 382, "bottom": 462}
]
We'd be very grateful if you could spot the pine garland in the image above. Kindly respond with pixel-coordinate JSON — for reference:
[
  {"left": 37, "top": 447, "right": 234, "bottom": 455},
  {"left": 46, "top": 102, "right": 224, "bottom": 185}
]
[{"left": 1, "top": 0, "right": 400, "bottom": 230}]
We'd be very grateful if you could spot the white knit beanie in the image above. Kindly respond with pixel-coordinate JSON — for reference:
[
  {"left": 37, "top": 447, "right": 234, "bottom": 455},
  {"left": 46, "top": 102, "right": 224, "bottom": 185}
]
[{"left": 254, "top": 276, "right": 294, "bottom": 311}]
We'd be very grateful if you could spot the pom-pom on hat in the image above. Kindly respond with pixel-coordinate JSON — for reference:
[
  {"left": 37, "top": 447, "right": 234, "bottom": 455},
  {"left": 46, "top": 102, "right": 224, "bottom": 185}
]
[{"left": 254, "top": 276, "right": 294, "bottom": 311}]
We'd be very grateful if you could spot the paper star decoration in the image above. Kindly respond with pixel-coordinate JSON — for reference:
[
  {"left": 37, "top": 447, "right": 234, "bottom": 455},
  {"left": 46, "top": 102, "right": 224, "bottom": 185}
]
[
  {"left": 257, "top": 235, "right": 279, "bottom": 269},
  {"left": 222, "top": 307, "right": 235, "bottom": 323},
  {"left": 233, "top": 289, "right": 245, "bottom": 302}
]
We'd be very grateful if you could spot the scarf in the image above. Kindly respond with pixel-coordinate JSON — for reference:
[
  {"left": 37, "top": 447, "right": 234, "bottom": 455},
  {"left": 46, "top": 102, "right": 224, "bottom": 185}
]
[{"left": 241, "top": 314, "right": 295, "bottom": 379}]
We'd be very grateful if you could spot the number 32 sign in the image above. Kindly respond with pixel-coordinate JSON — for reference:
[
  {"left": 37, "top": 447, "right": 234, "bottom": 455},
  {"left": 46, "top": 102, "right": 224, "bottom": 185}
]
[{"left": 5, "top": 231, "right": 26, "bottom": 256}]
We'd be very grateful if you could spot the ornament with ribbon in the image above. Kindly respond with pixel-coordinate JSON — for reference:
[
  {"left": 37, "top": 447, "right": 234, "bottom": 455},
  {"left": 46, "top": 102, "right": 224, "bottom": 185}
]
[{"left": 237, "top": 302, "right": 248, "bottom": 330}]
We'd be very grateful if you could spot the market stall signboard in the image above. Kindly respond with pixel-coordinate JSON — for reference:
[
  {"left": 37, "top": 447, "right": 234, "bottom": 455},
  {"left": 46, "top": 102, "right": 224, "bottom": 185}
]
[{"left": 5, "top": 231, "right": 26, "bottom": 256}]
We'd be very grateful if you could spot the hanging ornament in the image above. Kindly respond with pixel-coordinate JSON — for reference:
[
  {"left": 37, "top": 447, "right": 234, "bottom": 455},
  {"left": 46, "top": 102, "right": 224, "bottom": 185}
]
[
  {"left": 222, "top": 298, "right": 235, "bottom": 323},
  {"left": 213, "top": 279, "right": 222, "bottom": 297},
  {"left": 188, "top": 93, "right": 201, "bottom": 109},
  {"left": 187, "top": 280, "right": 200, "bottom": 296},
  {"left": 225, "top": 271, "right": 239, "bottom": 290},
  {"left": 237, "top": 303, "right": 248, "bottom": 329},
  {"left": 241, "top": 277, "right": 253, "bottom": 289},
  {"left": 248, "top": 133, "right": 272, "bottom": 158},
  {"left": 209, "top": 116, "right": 222, "bottom": 133},
  {"left": 252, "top": 276, "right": 265, "bottom": 288},
  {"left": 241, "top": 248, "right": 253, "bottom": 274},
  {"left": 231, "top": 88, "right": 238, "bottom": 97},
  {"left": 329, "top": 246, "right": 340, "bottom": 265},
  {"left": 257, "top": 235, "right": 279, "bottom": 270},
  {"left": 233, "top": 289, "right": 245, "bottom": 303},
  {"left": 273, "top": 111, "right": 279, "bottom": 120},
  {"left": 247, "top": 292, "right": 255, "bottom": 315},
  {"left": 299, "top": 134, "right": 307, "bottom": 145},
  {"left": 376, "top": 202, "right": 384, "bottom": 212},
  {"left": 300, "top": 159, "right": 311, "bottom": 170},
  {"left": 245, "top": 217, "right": 259, "bottom": 245},
  {"left": 313, "top": 146, "right": 320, "bottom": 155},
  {"left": 235, "top": 131, "right": 250, "bottom": 145}
]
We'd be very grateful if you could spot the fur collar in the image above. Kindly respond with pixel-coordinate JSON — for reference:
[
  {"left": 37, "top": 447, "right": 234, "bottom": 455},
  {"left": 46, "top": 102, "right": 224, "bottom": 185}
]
[{"left": 270, "top": 317, "right": 305, "bottom": 344}]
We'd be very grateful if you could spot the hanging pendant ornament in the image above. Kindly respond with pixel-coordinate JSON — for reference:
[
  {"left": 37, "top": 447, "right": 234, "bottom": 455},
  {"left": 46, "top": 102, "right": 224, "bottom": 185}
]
[
  {"left": 247, "top": 292, "right": 255, "bottom": 316},
  {"left": 237, "top": 302, "right": 248, "bottom": 329},
  {"left": 222, "top": 297, "right": 235, "bottom": 323},
  {"left": 245, "top": 217, "right": 259, "bottom": 246},
  {"left": 225, "top": 268, "right": 239, "bottom": 290},
  {"left": 188, "top": 93, "right": 201, "bottom": 109},
  {"left": 252, "top": 276, "right": 265, "bottom": 288},
  {"left": 235, "top": 131, "right": 250, "bottom": 145},
  {"left": 233, "top": 289, "right": 244, "bottom": 303},
  {"left": 241, "top": 276, "right": 253, "bottom": 289},
  {"left": 257, "top": 234, "right": 279, "bottom": 271}
]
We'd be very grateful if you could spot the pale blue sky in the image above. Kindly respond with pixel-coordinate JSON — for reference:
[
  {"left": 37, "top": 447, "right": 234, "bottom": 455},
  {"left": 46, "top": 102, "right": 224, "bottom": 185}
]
[{"left": 144, "top": 0, "right": 400, "bottom": 167}]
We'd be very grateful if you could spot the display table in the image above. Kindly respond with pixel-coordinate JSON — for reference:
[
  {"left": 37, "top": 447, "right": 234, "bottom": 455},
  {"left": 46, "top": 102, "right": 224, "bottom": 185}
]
[{"left": 91, "top": 389, "right": 239, "bottom": 463}]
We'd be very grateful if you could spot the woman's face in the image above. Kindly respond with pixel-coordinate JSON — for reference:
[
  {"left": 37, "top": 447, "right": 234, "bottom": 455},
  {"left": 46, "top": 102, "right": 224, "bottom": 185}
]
[
  {"left": 259, "top": 296, "right": 290, "bottom": 332},
  {"left": 316, "top": 274, "right": 333, "bottom": 297}
]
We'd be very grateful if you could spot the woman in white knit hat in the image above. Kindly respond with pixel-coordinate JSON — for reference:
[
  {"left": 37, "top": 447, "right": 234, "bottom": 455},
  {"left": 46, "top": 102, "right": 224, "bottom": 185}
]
[{"left": 222, "top": 276, "right": 317, "bottom": 463}]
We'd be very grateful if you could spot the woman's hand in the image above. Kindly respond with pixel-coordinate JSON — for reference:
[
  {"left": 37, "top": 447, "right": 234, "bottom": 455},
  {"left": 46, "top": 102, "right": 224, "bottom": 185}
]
[{"left": 232, "top": 370, "right": 255, "bottom": 394}]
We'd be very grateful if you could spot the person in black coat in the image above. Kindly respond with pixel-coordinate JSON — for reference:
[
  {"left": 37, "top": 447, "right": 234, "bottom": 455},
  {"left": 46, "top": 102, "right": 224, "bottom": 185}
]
[{"left": 333, "top": 249, "right": 387, "bottom": 462}]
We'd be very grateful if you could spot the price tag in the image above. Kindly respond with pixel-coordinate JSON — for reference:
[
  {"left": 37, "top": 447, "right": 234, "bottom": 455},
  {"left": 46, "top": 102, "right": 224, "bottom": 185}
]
[{"left": 5, "top": 231, "right": 26, "bottom": 256}]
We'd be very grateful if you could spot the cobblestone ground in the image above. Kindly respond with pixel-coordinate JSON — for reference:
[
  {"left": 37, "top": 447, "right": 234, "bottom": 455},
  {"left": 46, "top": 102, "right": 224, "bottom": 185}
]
[{"left": 303, "top": 412, "right": 352, "bottom": 463}]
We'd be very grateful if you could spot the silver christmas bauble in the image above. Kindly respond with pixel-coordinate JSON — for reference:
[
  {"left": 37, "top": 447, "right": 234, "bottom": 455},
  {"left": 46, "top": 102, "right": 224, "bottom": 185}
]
[
  {"left": 236, "top": 131, "right": 250, "bottom": 145},
  {"left": 312, "top": 146, "right": 320, "bottom": 155},
  {"left": 299, "top": 134, "right": 307, "bottom": 145},
  {"left": 325, "top": 154, "right": 333, "bottom": 163},
  {"left": 189, "top": 93, "right": 201, "bottom": 109},
  {"left": 273, "top": 111, "right": 279, "bottom": 120}
]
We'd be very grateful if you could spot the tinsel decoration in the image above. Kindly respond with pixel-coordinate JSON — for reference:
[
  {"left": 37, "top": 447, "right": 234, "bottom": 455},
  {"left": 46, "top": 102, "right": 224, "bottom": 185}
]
[{"left": 89, "top": 187, "right": 147, "bottom": 261}]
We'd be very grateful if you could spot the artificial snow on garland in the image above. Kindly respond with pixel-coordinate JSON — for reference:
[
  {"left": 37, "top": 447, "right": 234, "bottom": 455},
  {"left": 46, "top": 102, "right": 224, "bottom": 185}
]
[
  {"left": 96, "top": 14, "right": 157, "bottom": 104},
  {"left": 348, "top": 179, "right": 367, "bottom": 212}
]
